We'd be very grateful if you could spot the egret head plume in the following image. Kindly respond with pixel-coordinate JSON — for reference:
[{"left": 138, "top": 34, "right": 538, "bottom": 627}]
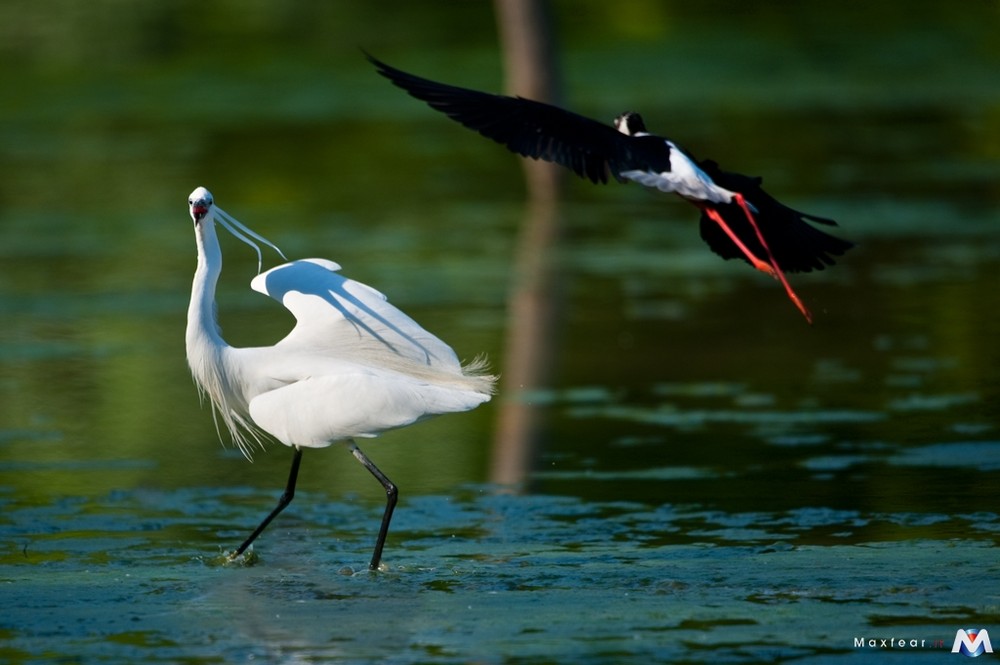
[{"left": 188, "top": 186, "right": 288, "bottom": 273}]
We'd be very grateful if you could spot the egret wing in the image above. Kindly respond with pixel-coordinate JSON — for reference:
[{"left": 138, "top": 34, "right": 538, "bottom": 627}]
[{"left": 250, "top": 259, "right": 462, "bottom": 371}]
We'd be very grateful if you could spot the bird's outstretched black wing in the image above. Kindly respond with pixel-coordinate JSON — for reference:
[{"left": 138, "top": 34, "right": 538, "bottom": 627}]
[
  {"left": 369, "top": 54, "right": 852, "bottom": 274},
  {"left": 697, "top": 160, "right": 854, "bottom": 273},
  {"left": 368, "top": 53, "right": 671, "bottom": 183}
]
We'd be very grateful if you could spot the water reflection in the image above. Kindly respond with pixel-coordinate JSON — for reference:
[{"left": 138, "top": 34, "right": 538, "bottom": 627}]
[
  {"left": 490, "top": 0, "right": 565, "bottom": 487},
  {"left": 491, "top": 195, "right": 564, "bottom": 486}
]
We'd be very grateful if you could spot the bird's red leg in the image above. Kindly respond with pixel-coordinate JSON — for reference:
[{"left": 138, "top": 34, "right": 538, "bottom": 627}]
[
  {"left": 700, "top": 205, "right": 775, "bottom": 276},
  {"left": 731, "top": 194, "right": 813, "bottom": 324}
]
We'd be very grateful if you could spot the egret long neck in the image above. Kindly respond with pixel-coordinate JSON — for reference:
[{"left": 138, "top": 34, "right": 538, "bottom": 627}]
[{"left": 187, "top": 218, "right": 226, "bottom": 351}]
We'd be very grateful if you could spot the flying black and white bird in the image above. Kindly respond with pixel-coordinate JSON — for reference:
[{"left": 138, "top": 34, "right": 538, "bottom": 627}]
[{"left": 368, "top": 54, "right": 853, "bottom": 323}]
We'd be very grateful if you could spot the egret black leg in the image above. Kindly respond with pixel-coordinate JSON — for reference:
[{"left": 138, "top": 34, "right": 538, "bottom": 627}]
[
  {"left": 349, "top": 441, "right": 398, "bottom": 570},
  {"left": 229, "top": 446, "right": 303, "bottom": 560}
]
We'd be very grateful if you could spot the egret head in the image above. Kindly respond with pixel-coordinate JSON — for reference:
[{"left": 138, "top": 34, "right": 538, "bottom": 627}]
[
  {"left": 186, "top": 186, "right": 287, "bottom": 273},
  {"left": 189, "top": 187, "right": 215, "bottom": 225},
  {"left": 613, "top": 112, "right": 646, "bottom": 136}
]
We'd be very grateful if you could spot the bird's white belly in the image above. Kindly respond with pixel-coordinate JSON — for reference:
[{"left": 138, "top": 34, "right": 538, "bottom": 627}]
[
  {"left": 621, "top": 141, "right": 734, "bottom": 204},
  {"left": 247, "top": 369, "right": 486, "bottom": 448},
  {"left": 232, "top": 349, "right": 487, "bottom": 448}
]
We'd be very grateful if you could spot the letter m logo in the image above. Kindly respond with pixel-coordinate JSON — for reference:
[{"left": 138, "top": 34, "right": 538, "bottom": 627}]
[{"left": 953, "top": 629, "right": 993, "bottom": 657}]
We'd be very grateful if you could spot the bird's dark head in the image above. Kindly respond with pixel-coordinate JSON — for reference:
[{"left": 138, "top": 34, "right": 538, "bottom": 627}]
[
  {"left": 613, "top": 112, "right": 647, "bottom": 136},
  {"left": 188, "top": 186, "right": 214, "bottom": 225}
]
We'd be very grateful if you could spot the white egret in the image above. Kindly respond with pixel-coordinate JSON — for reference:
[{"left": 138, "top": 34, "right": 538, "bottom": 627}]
[{"left": 185, "top": 186, "right": 495, "bottom": 570}]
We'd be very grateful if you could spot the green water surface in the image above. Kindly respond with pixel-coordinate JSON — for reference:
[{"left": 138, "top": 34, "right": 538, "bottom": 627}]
[{"left": 1, "top": 2, "right": 999, "bottom": 663}]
